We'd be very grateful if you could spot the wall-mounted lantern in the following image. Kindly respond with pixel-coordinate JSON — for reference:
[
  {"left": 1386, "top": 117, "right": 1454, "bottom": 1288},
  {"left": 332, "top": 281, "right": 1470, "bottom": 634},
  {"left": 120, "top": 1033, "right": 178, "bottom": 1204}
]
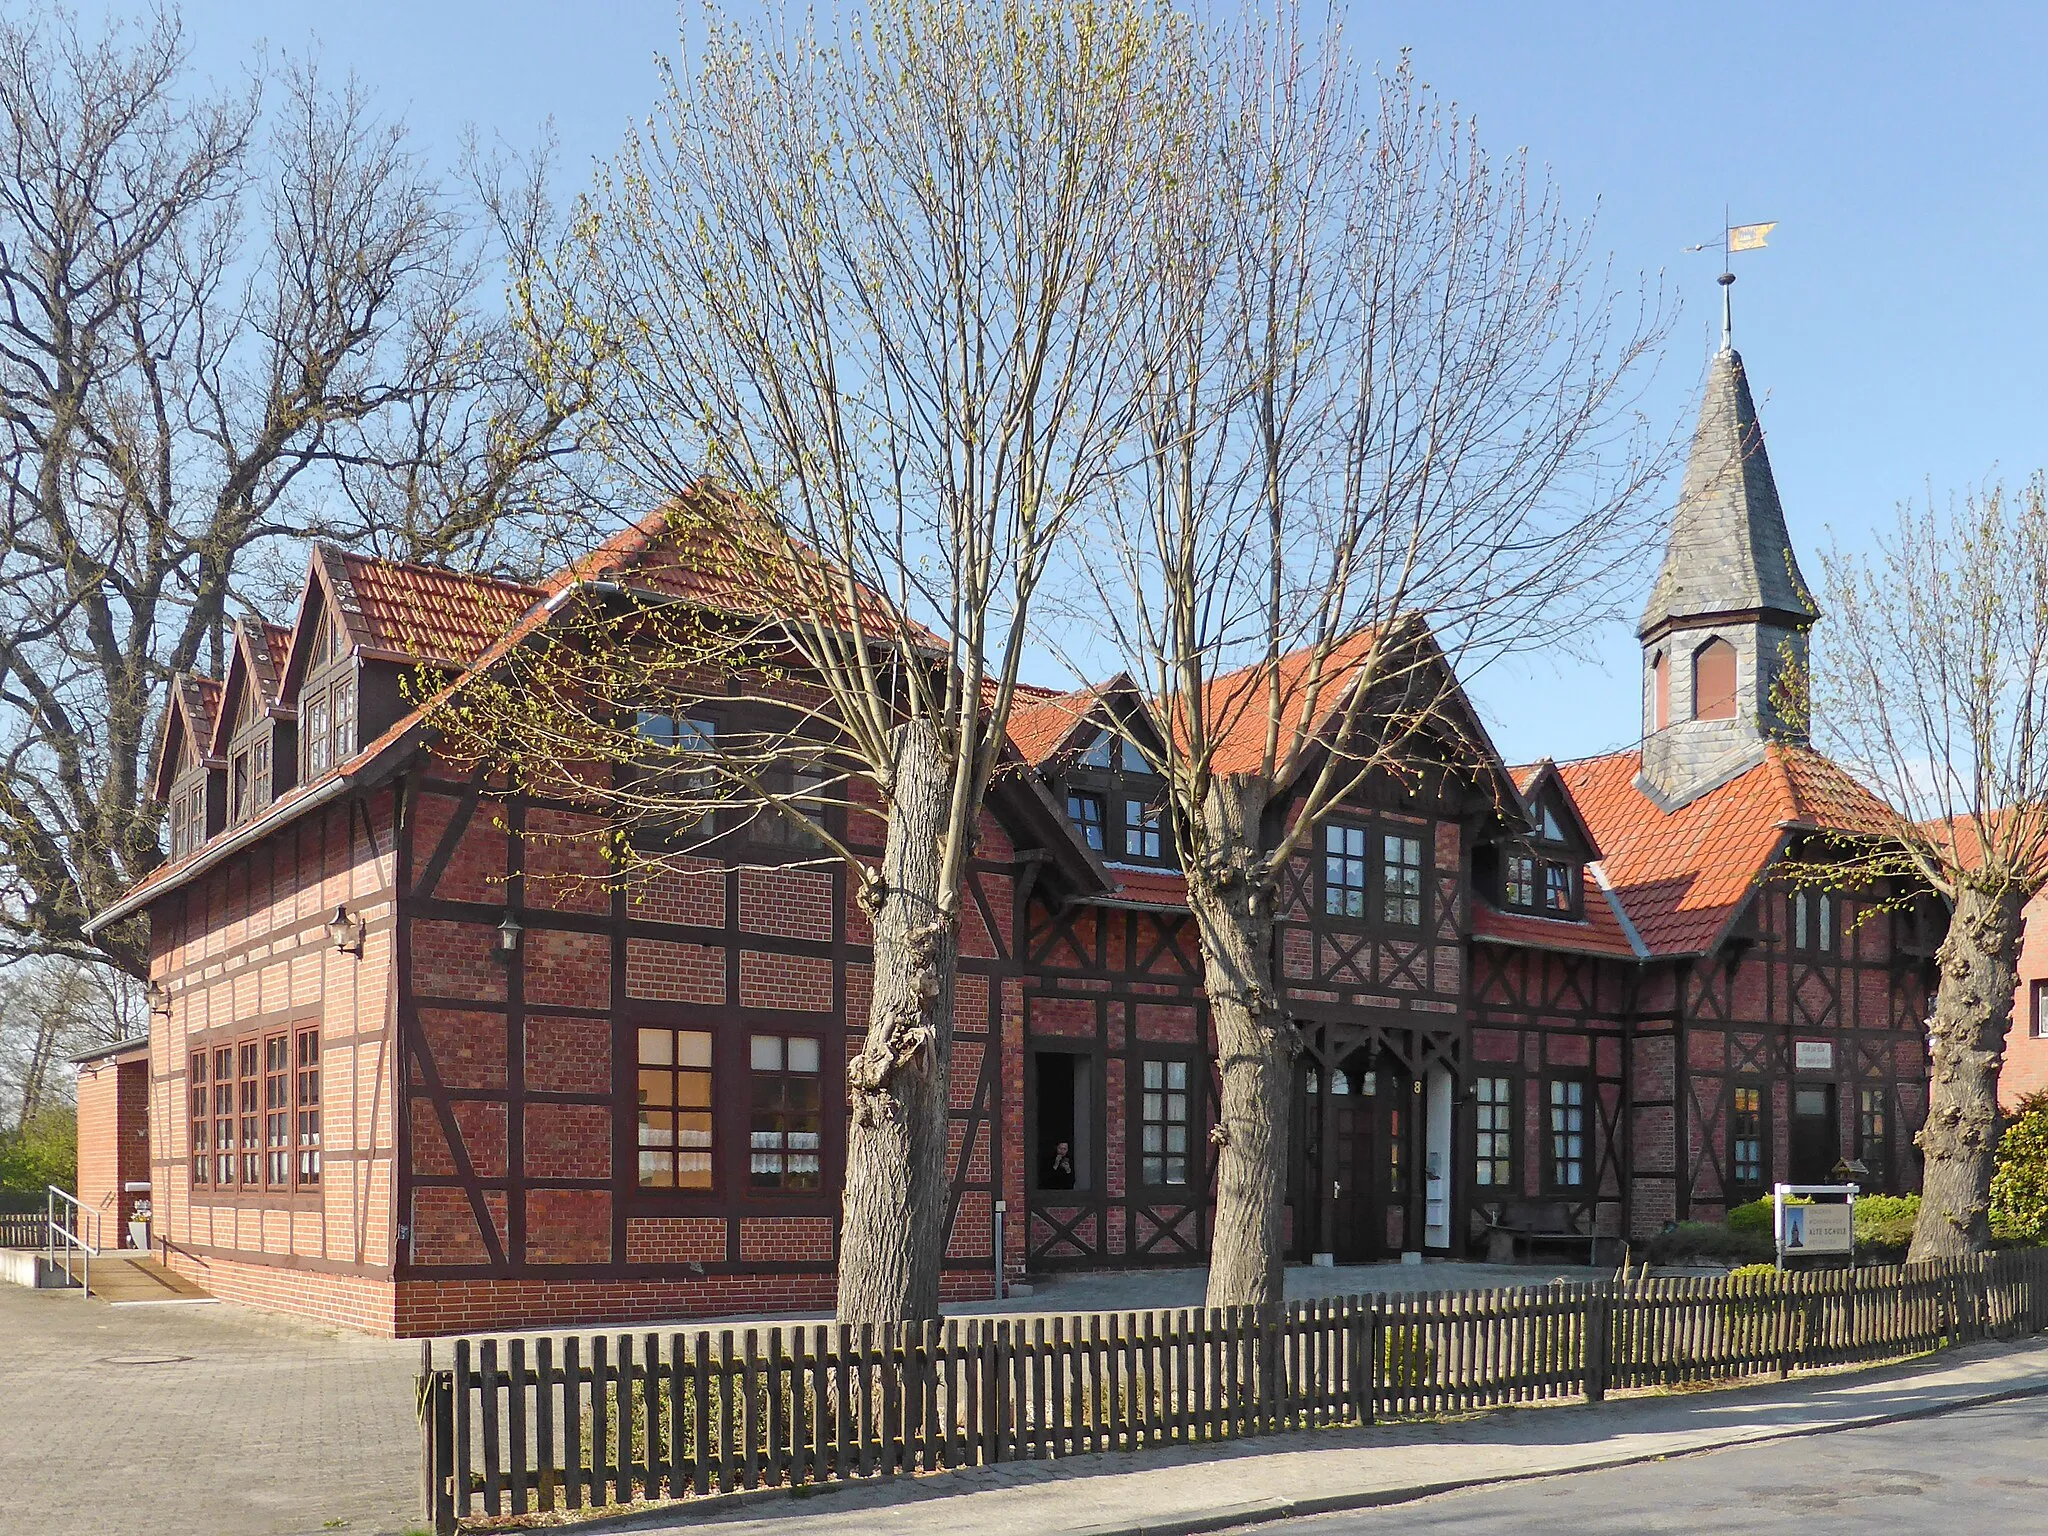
[
  {"left": 145, "top": 979, "right": 172, "bottom": 1017},
  {"left": 326, "top": 904, "right": 366, "bottom": 957},
  {"left": 496, "top": 911, "right": 524, "bottom": 956}
]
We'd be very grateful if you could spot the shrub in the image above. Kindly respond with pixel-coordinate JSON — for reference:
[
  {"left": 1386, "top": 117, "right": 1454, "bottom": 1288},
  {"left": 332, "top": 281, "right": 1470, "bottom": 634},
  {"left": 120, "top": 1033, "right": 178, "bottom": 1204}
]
[
  {"left": 1853, "top": 1193, "right": 1918, "bottom": 1256},
  {"left": 1726, "top": 1198, "right": 1774, "bottom": 1235},
  {"left": 1643, "top": 1221, "right": 1773, "bottom": 1266},
  {"left": 1992, "top": 1092, "right": 2048, "bottom": 1244},
  {"left": 1726, "top": 1262, "right": 1779, "bottom": 1283}
]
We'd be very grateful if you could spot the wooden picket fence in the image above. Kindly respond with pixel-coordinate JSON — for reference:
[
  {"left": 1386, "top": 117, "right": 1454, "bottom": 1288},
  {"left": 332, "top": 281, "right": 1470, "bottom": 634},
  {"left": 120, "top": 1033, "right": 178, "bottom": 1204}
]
[
  {"left": 0, "top": 1211, "right": 44, "bottom": 1248},
  {"left": 419, "top": 1249, "right": 2048, "bottom": 1532}
]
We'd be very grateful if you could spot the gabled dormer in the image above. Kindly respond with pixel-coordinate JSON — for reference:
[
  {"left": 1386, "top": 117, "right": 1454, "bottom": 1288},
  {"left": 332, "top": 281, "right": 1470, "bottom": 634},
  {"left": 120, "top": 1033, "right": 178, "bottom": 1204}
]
[
  {"left": 211, "top": 617, "right": 298, "bottom": 827},
  {"left": 1478, "top": 760, "right": 1601, "bottom": 920},
  {"left": 151, "top": 674, "right": 226, "bottom": 860},
  {"left": 1009, "top": 678, "right": 1180, "bottom": 871},
  {"left": 278, "top": 544, "right": 547, "bottom": 785}
]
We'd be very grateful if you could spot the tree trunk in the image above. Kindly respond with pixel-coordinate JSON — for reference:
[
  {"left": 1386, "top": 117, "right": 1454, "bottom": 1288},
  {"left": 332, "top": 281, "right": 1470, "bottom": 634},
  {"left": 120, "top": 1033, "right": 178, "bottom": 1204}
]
[
  {"left": 1184, "top": 776, "right": 1298, "bottom": 1312},
  {"left": 836, "top": 719, "right": 960, "bottom": 1324},
  {"left": 1910, "top": 882, "right": 2026, "bottom": 1260}
]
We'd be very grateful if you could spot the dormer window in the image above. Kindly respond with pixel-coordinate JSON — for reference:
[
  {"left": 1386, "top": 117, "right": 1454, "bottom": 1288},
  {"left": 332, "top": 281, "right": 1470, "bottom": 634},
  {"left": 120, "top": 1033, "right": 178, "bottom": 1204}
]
[
  {"left": 170, "top": 783, "right": 207, "bottom": 858},
  {"left": 1062, "top": 728, "right": 1175, "bottom": 869},
  {"left": 1067, "top": 791, "right": 1105, "bottom": 851},
  {"left": 1123, "top": 798, "right": 1163, "bottom": 861},
  {"left": 306, "top": 693, "right": 331, "bottom": 776},
  {"left": 1492, "top": 781, "right": 1585, "bottom": 920},
  {"left": 1504, "top": 851, "right": 1537, "bottom": 909}
]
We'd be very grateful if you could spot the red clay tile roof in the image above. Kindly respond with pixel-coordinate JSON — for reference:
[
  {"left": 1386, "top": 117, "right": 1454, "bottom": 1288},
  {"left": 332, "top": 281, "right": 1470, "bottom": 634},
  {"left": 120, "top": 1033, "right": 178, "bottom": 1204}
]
[
  {"left": 186, "top": 675, "right": 223, "bottom": 744},
  {"left": 261, "top": 623, "right": 295, "bottom": 675},
  {"left": 1006, "top": 686, "right": 1106, "bottom": 765},
  {"left": 1471, "top": 893, "right": 1641, "bottom": 958},
  {"left": 1096, "top": 865, "right": 1190, "bottom": 909},
  {"left": 1558, "top": 742, "right": 1901, "bottom": 956},
  {"left": 332, "top": 551, "right": 548, "bottom": 666},
  {"left": 1199, "top": 629, "right": 1386, "bottom": 777}
]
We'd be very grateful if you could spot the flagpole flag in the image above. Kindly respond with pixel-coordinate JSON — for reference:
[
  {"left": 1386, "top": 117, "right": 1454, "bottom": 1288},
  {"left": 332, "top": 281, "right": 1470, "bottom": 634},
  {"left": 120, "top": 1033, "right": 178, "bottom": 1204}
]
[{"left": 1727, "top": 220, "right": 1777, "bottom": 253}]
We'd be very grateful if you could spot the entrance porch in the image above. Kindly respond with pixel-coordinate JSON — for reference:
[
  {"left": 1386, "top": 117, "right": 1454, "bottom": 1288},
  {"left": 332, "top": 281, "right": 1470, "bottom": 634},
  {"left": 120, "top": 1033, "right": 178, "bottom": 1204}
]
[{"left": 1290, "top": 1021, "right": 1463, "bottom": 1264}]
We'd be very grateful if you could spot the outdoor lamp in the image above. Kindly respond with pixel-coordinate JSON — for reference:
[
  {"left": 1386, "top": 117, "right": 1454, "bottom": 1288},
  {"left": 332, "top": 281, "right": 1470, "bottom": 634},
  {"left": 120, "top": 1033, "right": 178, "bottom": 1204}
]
[
  {"left": 496, "top": 911, "right": 523, "bottom": 955},
  {"left": 327, "top": 904, "right": 365, "bottom": 956},
  {"left": 145, "top": 978, "right": 171, "bottom": 1016}
]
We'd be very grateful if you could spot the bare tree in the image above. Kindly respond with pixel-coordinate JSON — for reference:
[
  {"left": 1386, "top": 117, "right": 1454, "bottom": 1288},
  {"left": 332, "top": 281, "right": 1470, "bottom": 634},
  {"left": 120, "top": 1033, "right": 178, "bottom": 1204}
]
[
  {"left": 0, "top": 8, "right": 593, "bottom": 978},
  {"left": 1054, "top": 34, "right": 1668, "bottom": 1309},
  {"left": 430, "top": 0, "right": 1179, "bottom": 1324},
  {"left": 1792, "top": 480, "right": 2048, "bottom": 1259},
  {"left": 0, "top": 956, "right": 139, "bottom": 1128}
]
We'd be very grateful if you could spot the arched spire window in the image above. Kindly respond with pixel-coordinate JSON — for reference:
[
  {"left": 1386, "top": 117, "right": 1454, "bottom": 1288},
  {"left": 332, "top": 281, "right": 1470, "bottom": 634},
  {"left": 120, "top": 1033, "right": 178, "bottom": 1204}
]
[
  {"left": 1650, "top": 651, "right": 1669, "bottom": 731},
  {"left": 1693, "top": 638, "right": 1737, "bottom": 721}
]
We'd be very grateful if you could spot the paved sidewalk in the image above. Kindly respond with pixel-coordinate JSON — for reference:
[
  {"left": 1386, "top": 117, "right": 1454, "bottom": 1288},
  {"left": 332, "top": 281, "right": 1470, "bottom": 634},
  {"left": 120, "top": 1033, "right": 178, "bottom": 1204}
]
[
  {"left": 1, "top": 1283, "right": 422, "bottom": 1536},
  {"left": 579, "top": 1337, "right": 2048, "bottom": 1536}
]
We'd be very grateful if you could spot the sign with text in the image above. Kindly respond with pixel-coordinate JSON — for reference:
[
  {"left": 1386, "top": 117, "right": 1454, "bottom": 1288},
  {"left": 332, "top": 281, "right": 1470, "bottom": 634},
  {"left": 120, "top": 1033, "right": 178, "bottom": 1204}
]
[
  {"left": 1781, "top": 1202, "right": 1853, "bottom": 1254},
  {"left": 1794, "top": 1040, "right": 1834, "bottom": 1071}
]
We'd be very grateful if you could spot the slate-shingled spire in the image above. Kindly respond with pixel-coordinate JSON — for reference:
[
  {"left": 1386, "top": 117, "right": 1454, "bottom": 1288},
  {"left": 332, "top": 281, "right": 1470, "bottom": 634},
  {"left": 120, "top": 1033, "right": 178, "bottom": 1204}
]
[
  {"left": 1637, "top": 346, "right": 1817, "bottom": 638},
  {"left": 1636, "top": 339, "right": 1819, "bottom": 810}
]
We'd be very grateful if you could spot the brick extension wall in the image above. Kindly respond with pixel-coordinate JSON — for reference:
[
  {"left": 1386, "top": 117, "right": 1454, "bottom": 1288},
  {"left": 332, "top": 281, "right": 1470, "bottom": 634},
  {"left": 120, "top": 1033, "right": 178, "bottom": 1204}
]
[{"left": 74, "top": 1053, "right": 149, "bottom": 1246}]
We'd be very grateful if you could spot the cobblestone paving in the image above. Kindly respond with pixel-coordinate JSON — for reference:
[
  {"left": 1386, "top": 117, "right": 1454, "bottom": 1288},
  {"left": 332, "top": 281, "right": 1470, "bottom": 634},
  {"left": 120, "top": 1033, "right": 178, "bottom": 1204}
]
[
  {"left": 2, "top": 1285, "right": 422, "bottom": 1536},
  {"left": 4, "top": 1259, "right": 1602, "bottom": 1536}
]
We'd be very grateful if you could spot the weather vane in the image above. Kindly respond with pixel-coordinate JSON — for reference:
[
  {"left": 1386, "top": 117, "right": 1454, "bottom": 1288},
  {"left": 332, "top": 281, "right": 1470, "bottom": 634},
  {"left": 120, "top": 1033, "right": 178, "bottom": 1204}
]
[{"left": 1686, "top": 208, "right": 1776, "bottom": 348}]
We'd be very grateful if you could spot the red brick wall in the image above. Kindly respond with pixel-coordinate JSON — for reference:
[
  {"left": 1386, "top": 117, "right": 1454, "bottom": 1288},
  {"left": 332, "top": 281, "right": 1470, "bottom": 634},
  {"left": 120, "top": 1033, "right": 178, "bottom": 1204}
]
[
  {"left": 165, "top": 1247, "right": 398, "bottom": 1334},
  {"left": 146, "top": 788, "right": 402, "bottom": 1282},
  {"left": 74, "top": 1055, "right": 148, "bottom": 1243},
  {"left": 2002, "top": 889, "right": 2048, "bottom": 1107}
]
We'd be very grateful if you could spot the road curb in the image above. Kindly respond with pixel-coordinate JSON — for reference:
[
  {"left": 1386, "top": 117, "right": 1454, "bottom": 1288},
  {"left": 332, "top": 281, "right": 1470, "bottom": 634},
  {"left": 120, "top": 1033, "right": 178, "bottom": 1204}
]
[
  {"left": 550, "top": 1352, "right": 2048, "bottom": 1536},
  {"left": 1059, "top": 1375, "right": 2048, "bottom": 1536}
]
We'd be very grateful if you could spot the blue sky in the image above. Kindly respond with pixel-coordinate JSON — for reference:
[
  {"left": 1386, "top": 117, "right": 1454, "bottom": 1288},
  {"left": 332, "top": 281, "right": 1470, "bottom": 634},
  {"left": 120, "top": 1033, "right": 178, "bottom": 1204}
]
[{"left": 150, "top": 1, "right": 2048, "bottom": 766}]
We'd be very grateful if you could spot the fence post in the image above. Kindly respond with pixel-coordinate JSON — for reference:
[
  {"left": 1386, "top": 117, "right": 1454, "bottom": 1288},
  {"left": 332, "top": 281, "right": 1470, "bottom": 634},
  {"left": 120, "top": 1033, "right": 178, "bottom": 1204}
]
[
  {"left": 1583, "top": 1283, "right": 1608, "bottom": 1404},
  {"left": 431, "top": 1367, "right": 457, "bottom": 1536},
  {"left": 1345, "top": 1303, "right": 1368, "bottom": 1425},
  {"left": 418, "top": 1341, "right": 435, "bottom": 1530},
  {"left": 1364, "top": 1305, "right": 1381, "bottom": 1425}
]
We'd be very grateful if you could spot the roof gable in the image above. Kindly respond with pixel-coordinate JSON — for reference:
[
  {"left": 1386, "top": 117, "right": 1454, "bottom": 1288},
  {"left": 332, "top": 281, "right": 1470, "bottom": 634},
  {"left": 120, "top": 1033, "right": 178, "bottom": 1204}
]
[
  {"left": 276, "top": 544, "right": 549, "bottom": 702},
  {"left": 1511, "top": 759, "right": 1602, "bottom": 861},
  {"left": 149, "top": 674, "right": 223, "bottom": 802}
]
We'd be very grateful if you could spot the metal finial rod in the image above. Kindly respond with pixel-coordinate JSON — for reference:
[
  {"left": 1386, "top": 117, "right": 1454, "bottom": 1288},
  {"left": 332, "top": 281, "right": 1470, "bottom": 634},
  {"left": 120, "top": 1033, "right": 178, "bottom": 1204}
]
[{"left": 1718, "top": 269, "right": 1735, "bottom": 351}]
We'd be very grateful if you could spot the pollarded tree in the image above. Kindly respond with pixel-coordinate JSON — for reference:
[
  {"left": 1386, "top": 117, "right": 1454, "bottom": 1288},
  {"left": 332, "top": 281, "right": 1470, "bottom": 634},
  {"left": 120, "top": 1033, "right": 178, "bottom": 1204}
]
[
  {"left": 1055, "top": 32, "right": 1668, "bottom": 1310},
  {"left": 433, "top": 0, "right": 1182, "bottom": 1325},
  {"left": 1793, "top": 480, "right": 2048, "bottom": 1259}
]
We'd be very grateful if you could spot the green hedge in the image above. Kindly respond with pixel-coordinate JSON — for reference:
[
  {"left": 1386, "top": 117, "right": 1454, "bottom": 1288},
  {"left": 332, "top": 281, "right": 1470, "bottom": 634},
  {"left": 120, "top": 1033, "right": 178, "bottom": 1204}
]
[
  {"left": 1644, "top": 1220, "right": 1774, "bottom": 1266},
  {"left": 1992, "top": 1093, "right": 2048, "bottom": 1244}
]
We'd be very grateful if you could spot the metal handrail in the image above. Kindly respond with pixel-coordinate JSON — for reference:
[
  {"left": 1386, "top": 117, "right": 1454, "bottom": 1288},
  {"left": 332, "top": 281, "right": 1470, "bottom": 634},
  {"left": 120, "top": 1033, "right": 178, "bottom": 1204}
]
[{"left": 46, "top": 1185, "right": 97, "bottom": 1298}]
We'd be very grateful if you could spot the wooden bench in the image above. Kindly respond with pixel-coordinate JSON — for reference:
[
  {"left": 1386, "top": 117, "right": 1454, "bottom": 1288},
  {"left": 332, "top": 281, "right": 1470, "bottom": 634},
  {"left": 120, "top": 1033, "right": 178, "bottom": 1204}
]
[{"left": 1482, "top": 1201, "right": 1605, "bottom": 1265}]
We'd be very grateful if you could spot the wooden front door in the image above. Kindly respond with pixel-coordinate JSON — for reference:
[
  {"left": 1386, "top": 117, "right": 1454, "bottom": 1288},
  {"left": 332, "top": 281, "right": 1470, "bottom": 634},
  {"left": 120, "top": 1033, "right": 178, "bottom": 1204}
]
[
  {"left": 1330, "top": 1084, "right": 1378, "bottom": 1262},
  {"left": 1321, "top": 1059, "right": 1410, "bottom": 1261}
]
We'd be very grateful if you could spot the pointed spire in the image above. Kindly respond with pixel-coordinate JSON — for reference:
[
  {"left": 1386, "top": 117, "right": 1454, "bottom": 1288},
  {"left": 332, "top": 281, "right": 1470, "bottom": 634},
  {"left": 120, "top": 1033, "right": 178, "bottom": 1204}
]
[{"left": 1637, "top": 345, "right": 1818, "bottom": 639}]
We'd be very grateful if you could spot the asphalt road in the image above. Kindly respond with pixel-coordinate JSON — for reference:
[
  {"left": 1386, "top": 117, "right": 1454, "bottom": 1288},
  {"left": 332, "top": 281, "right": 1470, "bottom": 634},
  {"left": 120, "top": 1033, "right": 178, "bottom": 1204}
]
[{"left": 1266, "top": 1393, "right": 2048, "bottom": 1535}]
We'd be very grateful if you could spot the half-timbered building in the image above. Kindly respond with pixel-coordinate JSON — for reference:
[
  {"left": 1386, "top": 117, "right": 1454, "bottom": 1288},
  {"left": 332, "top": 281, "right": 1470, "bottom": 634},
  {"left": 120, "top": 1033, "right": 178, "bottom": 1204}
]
[{"left": 83, "top": 335, "right": 1938, "bottom": 1335}]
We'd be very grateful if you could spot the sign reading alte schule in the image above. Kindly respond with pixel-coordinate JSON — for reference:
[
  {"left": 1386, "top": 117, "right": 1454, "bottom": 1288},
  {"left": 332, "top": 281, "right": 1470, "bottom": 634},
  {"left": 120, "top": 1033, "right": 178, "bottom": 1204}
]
[{"left": 1780, "top": 1201, "right": 1853, "bottom": 1254}]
